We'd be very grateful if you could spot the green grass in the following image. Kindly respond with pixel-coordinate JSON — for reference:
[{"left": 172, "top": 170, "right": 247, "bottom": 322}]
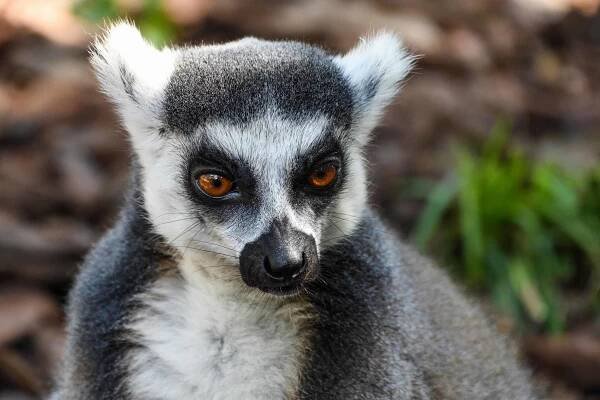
[
  {"left": 411, "top": 123, "right": 600, "bottom": 334},
  {"left": 73, "top": 0, "right": 177, "bottom": 46}
]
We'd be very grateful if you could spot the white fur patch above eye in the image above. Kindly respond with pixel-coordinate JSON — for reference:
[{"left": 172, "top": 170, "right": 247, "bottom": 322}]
[
  {"left": 90, "top": 21, "right": 176, "bottom": 131},
  {"left": 335, "top": 32, "right": 415, "bottom": 145}
]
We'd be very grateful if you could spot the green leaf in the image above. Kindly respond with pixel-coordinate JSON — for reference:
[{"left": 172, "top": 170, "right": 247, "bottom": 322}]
[
  {"left": 457, "top": 150, "right": 485, "bottom": 287},
  {"left": 508, "top": 259, "right": 548, "bottom": 324},
  {"left": 413, "top": 177, "right": 457, "bottom": 250},
  {"left": 73, "top": 0, "right": 119, "bottom": 22},
  {"left": 409, "top": 121, "right": 600, "bottom": 333}
]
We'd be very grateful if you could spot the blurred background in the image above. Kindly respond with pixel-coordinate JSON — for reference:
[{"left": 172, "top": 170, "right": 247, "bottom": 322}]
[{"left": 0, "top": 0, "right": 599, "bottom": 398}]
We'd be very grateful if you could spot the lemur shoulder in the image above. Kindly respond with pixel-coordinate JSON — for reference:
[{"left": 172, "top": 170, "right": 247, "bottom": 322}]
[{"left": 53, "top": 23, "right": 540, "bottom": 400}]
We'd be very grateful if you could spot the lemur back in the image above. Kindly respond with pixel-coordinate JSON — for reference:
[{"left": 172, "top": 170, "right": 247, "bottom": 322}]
[{"left": 53, "top": 23, "right": 540, "bottom": 399}]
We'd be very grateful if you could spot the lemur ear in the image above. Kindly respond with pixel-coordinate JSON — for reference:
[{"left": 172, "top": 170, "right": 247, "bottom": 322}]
[
  {"left": 90, "top": 22, "right": 175, "bottom": 134},
  {"left": 334, "top": 32, "right": 414, "bottom": 146}
]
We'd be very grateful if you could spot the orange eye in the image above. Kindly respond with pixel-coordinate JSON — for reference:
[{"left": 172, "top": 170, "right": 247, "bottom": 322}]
[
  {"left": 308, "top": 164, "right": 337, "bottom": 188},
  {"left": 197, "top": 174, "right": 233, "bottom": 198}
]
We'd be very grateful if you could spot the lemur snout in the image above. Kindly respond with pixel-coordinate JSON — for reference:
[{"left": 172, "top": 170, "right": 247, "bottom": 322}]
[
  {"left": 239, "top": 220, "right": 318, "bottom": 295},
  {"left": 263, "top": 250, "right": 307, "bottom": 280}
]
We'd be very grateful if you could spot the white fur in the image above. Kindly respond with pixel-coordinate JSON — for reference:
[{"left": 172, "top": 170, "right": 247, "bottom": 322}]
[
  {"left": 127, "top": 254, "right": 312, "bottom": 400},
  {"left": 321, "top": 145, "right": 367, "bottom": 243},
  {"left": 334, "top": 32, "right": 414, "bottom": 146},
  {"left": 90, "top": 22, "right": 177, "bottom": 159}
]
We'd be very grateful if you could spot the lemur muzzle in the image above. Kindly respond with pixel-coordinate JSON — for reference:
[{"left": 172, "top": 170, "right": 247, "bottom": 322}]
[{"left": 239, "top": 220, "right": 318, "bottom": 295}]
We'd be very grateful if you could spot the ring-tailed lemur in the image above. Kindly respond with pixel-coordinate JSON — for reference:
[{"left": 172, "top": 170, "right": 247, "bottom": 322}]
[{"left": 53, "top": 22, "right": 539, "bottom": 400}]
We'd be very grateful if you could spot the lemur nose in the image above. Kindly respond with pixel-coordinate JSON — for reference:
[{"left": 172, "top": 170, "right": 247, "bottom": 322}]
[
  {"left": 238, "top": 219, "right": 318, "bottom": 293},
  {"left": 263, "top": 252, "right": 307, "bottom": 280}
]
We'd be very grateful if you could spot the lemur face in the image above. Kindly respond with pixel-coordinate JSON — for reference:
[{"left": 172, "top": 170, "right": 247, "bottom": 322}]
[
  {"left": 177, "top": 116, "right": 347, "bottom": 295},
  {"left": 92, "top": 23, "right": 412, "bottom": 295}
]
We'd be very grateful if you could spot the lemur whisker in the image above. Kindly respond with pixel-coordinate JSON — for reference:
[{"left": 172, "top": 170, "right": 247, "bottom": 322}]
[
  {"left": 329, "top": 213, "right": 361, "bottom": 222},
  {"left": 153, "top": 210, "right": 196, "bottom": 220},
  {"left": 183, "top": 224, "right": 204, "bottom": 258},
  {"left": 153, "top": 217, "right": 198, "bottom": 227},
  {"left": 166, "top": 221, "right": 210, "bottom": 259},
  {"left": 172, "top": 245, "right": 237, "bottom": 259},
  {"left": 329, "top": 211, "right": 363, "bottom": 219},
  {"left": 189, "top": 238, "right": 237, "bottom": 252},
  {"left": 154, "top": 209, "right": 195, "bottom": 215},
  {"left": 330, "top": 219, "right": 345, "bottom": 237},
  {"left": 183, "top": 223, "right": 242, "bottom": 253},
  {"left": 168, "top": 220, "right": 203, "bottom": 247}
]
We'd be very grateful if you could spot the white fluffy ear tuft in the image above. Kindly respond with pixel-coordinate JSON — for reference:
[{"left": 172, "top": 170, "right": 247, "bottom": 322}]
[
  {"left": 335, "top": 32, "right": 415, "bottom": 145},
  {"left": 90, "top": 21, "right": 176, "bottom": 131}
]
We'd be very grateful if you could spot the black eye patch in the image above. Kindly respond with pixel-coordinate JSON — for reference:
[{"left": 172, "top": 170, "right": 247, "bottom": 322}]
[
  {"left": 289, "top": 137, "right": 347, "bottom": 214},
  {"left": 294, "top": 135, "right": 344, "bottom": 183},
  {"left": 180, "top": 133, "right": 347, "bottom": 225},
  {"left": 182, "top": 140, "right": 256, "bottom": 207}
]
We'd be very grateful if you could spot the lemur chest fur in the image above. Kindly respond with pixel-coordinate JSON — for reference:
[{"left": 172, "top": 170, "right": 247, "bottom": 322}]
[{"left": 126, "top": 260, "right": 313, "bottom": 400}]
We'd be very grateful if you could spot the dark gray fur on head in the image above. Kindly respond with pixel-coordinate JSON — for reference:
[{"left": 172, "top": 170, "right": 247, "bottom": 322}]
[{"left": 163, "top": 39, "right": 354, "bottom": 133}]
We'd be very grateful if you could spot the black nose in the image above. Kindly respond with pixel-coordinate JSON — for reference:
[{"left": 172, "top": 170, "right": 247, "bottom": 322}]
[
  {"left": 239, "top": 220, "right": 318, "bottom": 293},
  {"left": 263, "top": 251, "right": 307, "bottom": 280}
]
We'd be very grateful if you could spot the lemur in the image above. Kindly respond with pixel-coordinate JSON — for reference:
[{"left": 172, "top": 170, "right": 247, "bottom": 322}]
[{"left": 53, "top": 22, "right": 539, "bottom": 399}]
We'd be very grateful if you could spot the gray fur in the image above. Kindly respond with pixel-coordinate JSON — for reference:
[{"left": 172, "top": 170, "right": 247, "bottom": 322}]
[
  {"left": 301, "top": 210, "right": 538, "bottom": 399},
  {"left": 54, "top": 193, "right": 539, "bottom": 399},
  {"left": 52, "top": 23, "right": 540, "bottom": 400},
  {"left": 163, "top": 39, "right": 353, "bottom": 132},
  {"left": 53, "top": 172, "right": 168, "bottom": 399}
]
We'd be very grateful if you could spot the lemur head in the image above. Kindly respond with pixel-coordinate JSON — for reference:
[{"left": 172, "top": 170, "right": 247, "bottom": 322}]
[{"left": 92, "top": 23, "right": 413, "bottom": 296}]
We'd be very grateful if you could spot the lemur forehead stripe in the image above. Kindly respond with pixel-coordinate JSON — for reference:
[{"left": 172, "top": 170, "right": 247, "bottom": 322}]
[{"left": 162, "top": 39, "right": 354, "bottom": 133}]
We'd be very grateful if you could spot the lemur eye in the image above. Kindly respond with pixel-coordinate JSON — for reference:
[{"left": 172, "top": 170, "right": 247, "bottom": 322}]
[
  {"left": 197, "top": 174, "right": 233, "bottom": 198},
  {"left": 308, "top": 164, "right": 337, "bottom": 189}
]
